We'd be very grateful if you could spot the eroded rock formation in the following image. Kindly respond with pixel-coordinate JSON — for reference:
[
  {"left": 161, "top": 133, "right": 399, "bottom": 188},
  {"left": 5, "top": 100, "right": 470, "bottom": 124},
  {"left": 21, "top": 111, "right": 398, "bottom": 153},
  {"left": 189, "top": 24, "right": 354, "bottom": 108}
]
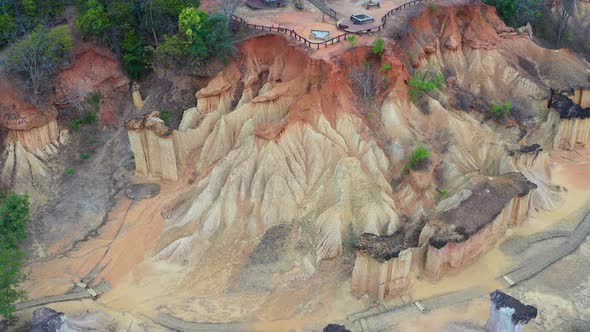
[
  {"left": 123, "top": 3, "right": 589, "bottom": 301},
  {"left": 0, "top": 78, "right": 68, "bottom": 198},
  {"left": 425, "top": 173, "right": 536, "bottom": 278}
]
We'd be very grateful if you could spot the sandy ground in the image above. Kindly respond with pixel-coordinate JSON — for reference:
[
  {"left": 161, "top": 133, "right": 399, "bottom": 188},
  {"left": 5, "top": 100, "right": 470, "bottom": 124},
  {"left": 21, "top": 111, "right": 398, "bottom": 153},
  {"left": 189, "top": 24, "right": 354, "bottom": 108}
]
[{"left": 13, "top": 148, "right": 590, "bottom": 331}]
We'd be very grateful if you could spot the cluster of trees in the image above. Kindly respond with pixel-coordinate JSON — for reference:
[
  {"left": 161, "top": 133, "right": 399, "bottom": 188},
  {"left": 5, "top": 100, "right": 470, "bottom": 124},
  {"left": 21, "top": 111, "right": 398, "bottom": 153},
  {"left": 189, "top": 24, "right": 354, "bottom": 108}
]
[
  {"left": 76, "top": 0, "right": 233, "bottom": 78},
  {"left": 0, "top": 0, "right": 67, "bottom": 46},
  {"left": 0, "top": 192, "right": 30, "bottom": 319}
]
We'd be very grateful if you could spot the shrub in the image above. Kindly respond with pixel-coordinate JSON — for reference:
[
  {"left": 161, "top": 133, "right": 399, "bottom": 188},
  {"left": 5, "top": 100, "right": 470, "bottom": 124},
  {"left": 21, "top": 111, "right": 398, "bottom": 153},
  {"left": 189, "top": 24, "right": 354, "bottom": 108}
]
[
  {"left": 435, "top": 188, "right": 449, "bottom": 200},
  {"left": 347, "top": 35, "right": 357, "bottom": 47},
  {"left": 428, "top": 3, "right": 437, "bottom": 11},
  {"left": 66, "top": 168, "right": 75, "bottom": 175},
  {"left": 80, "top": 153, "right": 90, "bottom": 160},
  {"left": 408, "top": 69, "right": 445, "bottom": 101},
  {"left": 490, "top": 101, "right": 512, "bottom": 117},
  {"left": 380, "top": 63, "right": 392, "bottom": 72},
  {"left": 159, "top": 111, "right": 171, "bottom": 123},
  {"left": 69, "top": 111, "right": 97, "bottom": 131},
  {"left": 406, "top": 145, "right": 431, "bottom": 171},
  {"left": 373, "top": 38, "right": 384, "bottom": 56}
]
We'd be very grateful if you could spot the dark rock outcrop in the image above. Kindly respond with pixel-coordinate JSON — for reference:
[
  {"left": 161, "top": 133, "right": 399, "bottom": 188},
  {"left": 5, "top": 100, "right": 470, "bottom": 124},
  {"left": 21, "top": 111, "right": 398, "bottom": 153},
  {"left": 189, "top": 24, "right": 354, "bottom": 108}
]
[
  {"left": 30, "top": 307, "right": 66, "bottom": 332},
  {"left": 486, "top": 290, "right": 537, "bottom": 332},
  {"left": 323, "top": 324, "right": 351, "bottom": 332},
  {"left": 550, "top": 94, "right": 590, "bottom": 119}
]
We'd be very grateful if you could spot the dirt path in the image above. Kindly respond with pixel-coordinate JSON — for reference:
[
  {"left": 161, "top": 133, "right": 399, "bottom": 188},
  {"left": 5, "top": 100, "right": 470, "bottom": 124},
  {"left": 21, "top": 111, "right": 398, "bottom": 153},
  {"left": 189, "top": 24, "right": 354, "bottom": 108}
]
[{"left": 29, "top": 98, "right": 137, "bottom": 260}]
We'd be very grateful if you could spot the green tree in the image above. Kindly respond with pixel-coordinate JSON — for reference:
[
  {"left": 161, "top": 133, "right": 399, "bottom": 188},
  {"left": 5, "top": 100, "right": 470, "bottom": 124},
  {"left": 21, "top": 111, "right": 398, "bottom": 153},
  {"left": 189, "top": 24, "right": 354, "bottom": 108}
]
[
  {"left": 6, "top": 25, "right": 72, "bottom": 102},
  {"left": 373, "top": 38, "right": 384, "bottom": 56},
  {"left": 0, "top": 12, "right": 16, "bottom": 45},
  {"left": 77, "top": 0, "right": 111, "bottom": 38},
  {"left": 0, "top": 192, "right": 29, "bottom": 319},
  {"left": 178, "top": 7, "right": 207, "bottom": 42},
  {"left": 408, "top": 68, "right": 445, "bottom": 101}
]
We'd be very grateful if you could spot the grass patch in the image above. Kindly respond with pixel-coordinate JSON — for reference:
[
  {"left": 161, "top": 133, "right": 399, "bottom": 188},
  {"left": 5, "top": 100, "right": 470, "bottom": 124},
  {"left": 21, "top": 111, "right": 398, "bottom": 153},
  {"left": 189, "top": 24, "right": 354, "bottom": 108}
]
[{"left": 347, "top": 35, "right": 357, "bottom": 47}]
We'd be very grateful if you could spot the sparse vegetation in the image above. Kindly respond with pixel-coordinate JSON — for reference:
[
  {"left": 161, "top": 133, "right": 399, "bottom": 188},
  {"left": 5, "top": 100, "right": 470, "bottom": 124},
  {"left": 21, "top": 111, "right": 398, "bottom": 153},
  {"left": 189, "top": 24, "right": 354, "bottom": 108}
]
[
  {"left": 159, "top": 111, "right": 171, "bottom": 123},
  {"left": 380, "top": 63, "right": 392, "bottom": 72},
  {"left": 349, "top": 62, "right": 382, "bottom": 102},
  {"left": 347, "top": 35, "right": 357, "bottom": 47},
  {"left": 408, "top": 69, "right": 445, "bottom": 101},
  {"left": 69, "top": 111, "right": 98, "bottom": 132},
  {"left": 405, "top": 145, "right": 431, "bottom": 171},
  {"left": 428, "top": 3, "right": 437, "bottom": 12},
  {"left": 490, "top": 101, "right": 512, "bottom": 118},
  {"left": 0, "top": 192, "right": 29, "bottom": 318},
  {"left": 66, "top": 168, "right": 75, "bottom": 175},
  {"left": 435, "top": 188, "right": 449, "bottom": 200},
  {"left": 86, "top": 91, "right": 102, "bottom": 111},
  {"left": 372, "top": 38, "right": 385, "bottom": 56},
  {"left": 80, "top": 153, "right": 90, "bottom": 160}
]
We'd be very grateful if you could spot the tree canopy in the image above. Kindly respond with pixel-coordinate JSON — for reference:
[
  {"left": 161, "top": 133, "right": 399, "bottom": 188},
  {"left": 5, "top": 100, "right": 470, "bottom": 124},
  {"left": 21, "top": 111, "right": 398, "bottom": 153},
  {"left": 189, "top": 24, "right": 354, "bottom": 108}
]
[
  {"left": 0, "top": 192, "right": 30, "bottom": 319},
  {"left": 76, "top": 0, "right": 203, "bottom": 78}
]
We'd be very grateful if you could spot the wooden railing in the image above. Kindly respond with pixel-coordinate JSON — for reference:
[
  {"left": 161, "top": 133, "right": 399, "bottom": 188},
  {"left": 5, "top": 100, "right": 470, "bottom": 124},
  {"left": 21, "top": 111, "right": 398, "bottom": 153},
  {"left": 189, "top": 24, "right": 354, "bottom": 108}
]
[
  {"left": 230, "top": 14, "right": 349, "bottom": 49},
  {"left": 230, "top": 0, "right": 430, "bottom": 48},
  {"left": 354, "top": 0, "right": 429, "bottom": 34}
]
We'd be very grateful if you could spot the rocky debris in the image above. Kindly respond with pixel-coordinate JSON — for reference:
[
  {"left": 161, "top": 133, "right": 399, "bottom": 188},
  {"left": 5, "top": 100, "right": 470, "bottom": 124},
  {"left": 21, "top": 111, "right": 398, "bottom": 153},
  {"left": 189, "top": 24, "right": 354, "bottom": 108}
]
[
  {"left": 125, "top": 183, "right": 161, "bottom": 200},
  {"left": 354, "top": 232, "right": 407, "bottom": 263},
  {"left": 509, "top": 144, "right": 542, "bottom": 155},
  {"left": 30, "top": 307, "right": 66, "bottom": 332},
  {"left": 30, "top": 307, "right": 116, "bottom": 332},
  {"left": 125, "top": 112, "right": 173, "bottom": 137},
  {"left": 485, "top": 290, "right": 537, "bottom": 332},
  {"left": 429, "top": 173, "right": 536, "bottom": 248},
  {"left": 323, "top": 324, "right": 351, "bottom": 332},
  {"left": 550, "top": 94, "right": 590, "bottom": 119}
]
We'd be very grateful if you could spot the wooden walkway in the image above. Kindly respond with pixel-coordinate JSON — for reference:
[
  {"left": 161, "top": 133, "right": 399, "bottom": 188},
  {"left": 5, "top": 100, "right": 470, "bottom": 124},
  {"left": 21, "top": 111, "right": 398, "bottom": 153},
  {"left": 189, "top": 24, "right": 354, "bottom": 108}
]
[
  {"left": 153, "top": 312, "right": 253, "bottom": 332},
  {"left": 15, "top": 281, "right": 111, "bottom": 311}
]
